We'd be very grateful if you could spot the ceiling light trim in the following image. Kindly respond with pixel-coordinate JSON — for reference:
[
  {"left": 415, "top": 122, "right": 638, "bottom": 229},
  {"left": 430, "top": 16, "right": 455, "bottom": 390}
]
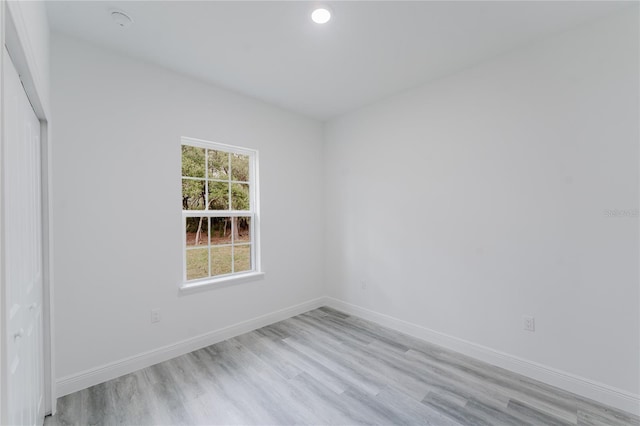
[{"left": 311, "top": 7, "right": 332, "bottom": 25}]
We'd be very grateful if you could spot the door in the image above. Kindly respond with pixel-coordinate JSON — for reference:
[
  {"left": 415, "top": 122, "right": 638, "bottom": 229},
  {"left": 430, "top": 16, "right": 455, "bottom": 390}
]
[{"left": 3, "top": 47, "right": 44, "bottom": 426}]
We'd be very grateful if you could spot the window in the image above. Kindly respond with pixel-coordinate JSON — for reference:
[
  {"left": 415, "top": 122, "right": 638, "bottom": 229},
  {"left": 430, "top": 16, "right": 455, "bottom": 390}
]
[{"left": 181, "top": 137, "right": 261, "bottom": 289}]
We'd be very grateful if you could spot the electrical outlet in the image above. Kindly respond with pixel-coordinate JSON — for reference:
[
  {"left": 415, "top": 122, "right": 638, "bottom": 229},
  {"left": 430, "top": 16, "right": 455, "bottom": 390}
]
[
  {"left": 151, "top": 309, "right": 161, "bottom": 324},
  {"left": 523, "top": 315, "right": 535, "bottom": 332}
]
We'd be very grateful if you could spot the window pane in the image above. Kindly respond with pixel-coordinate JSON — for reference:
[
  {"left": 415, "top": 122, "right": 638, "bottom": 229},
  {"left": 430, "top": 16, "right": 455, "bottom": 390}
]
[
  {"left": 182, "top": 179, "right": 205, "bottom": 210},
  {"left": 208, "top": 181, "right": 230, "bottom": 210},
  {"left": 231, "top": 154, "right": 249, "bottom": 182},
  {"left": 186, "top": 248, "right": 209, "bottom": 280},
  {"left": 210, "top": 217, "right": 232, "bottom": 245},
  {"left": 234, "top": 245, "right": 251, "bottom": 273},
  {"left": 185, "top": 217, "right": 209, "bottom": 247},
  {"left": 211, "top": 246, "right": 232, "bottom": 276},
  {"left": 182, "top": 146, "right": 205, "bottom": 178},
  {"left": 231, "top": 183, "right": 250, "bottom": 210},
  {"left": 208, "top": 150, "right": 229, "bottom": 180},
  {"left": 235, "top": 217, "right": 251, "bottom": 243}
]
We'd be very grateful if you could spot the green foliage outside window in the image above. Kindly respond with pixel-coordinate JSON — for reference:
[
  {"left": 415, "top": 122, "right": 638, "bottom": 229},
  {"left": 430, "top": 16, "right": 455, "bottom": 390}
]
[
  {"left": 182, "top": 142, "right": 255, "bottom": 280},
  {"left": 181, "top": 146, "right": 250, "bottom": 212}
]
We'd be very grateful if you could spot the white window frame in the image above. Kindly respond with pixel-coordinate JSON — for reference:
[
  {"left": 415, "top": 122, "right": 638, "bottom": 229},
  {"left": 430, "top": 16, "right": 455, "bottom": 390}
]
[{"left": 179, "top": 136, "right": 263, "bottom": 293}]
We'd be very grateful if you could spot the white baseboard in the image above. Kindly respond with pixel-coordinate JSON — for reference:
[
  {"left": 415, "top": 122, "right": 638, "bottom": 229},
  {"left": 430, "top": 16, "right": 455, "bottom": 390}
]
[
  {"left": 324, "top": 297, "right": 640, "bottom": 417},
  {"left": 56, "top": 297, "right": 326, "bottom": 397}
]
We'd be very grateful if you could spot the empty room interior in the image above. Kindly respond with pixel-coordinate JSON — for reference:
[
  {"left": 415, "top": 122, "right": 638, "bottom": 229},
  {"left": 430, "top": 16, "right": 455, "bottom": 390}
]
[{"left": 1, "top": 0, "right": 639, "bottom": 425}]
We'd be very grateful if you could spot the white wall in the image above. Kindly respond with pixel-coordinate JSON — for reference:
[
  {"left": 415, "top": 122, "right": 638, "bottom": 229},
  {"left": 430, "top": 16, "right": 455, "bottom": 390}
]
[
  {"left": 325, "top": 9, "right": 639, "bottom": 397},
  {"left": 51, "top": 34, "right": 325, "bottom": 381}
]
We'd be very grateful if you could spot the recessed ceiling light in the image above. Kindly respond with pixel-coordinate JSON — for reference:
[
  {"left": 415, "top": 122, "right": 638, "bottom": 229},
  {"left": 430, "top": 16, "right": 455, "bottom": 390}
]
[
  {"left": 311, "top": 8, "right": 331, "bottom": 25},
  {"left": 111, "top": 10, "right": 134, "bottom": 28}
]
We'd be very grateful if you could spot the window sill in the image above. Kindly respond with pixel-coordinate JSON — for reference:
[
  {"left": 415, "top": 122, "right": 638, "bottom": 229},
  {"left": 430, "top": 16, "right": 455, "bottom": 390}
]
[{"left": 179, "top": 271, "right": 265, "bottom": 295}]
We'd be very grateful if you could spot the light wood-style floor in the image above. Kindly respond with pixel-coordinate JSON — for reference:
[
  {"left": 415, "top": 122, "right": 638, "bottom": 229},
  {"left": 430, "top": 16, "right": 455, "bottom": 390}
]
[{"left": 46, "top": 307, "right": 639, "bottom": 425}]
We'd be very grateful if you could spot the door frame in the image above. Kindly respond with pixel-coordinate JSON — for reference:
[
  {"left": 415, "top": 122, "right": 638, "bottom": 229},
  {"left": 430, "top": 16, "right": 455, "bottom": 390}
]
[{"left": 0, "top": 1, "right": 55, "bottom": 421}]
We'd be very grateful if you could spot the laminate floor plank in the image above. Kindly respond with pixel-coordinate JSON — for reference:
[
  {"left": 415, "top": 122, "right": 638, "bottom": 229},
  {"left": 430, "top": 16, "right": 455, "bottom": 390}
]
[
  {"left": 462, "top": 398, "right": 533, "bottom": 426},
  {"left": 422, "top": 392, "right": 495, "bottom": 426},
  {"left": 287, "top": 373, "right": 376, "bottom": 425},
  {"left": 506, "top": 399, "right": 574, "bottom": 426},
  {"left": 405, "top": 348, "right": 576, "bottom": 419},
  {"left": 282, "top": 335, "right": 385, "bottom": 396},
  {"left": 46, "top": 308, "right": 640, "bottom": 426},
  {"left": 262, "top": 336, "right": 351, "bottom": 394},
  {"left": 225, "top": 338, "right": 325, "bottom": 426},
  {"left": 196, "top": 346, "right": 279, "bottom": 425},
  {"left": 232, "top": 332, "right": 303, "bottom": 380},
  {"left": 285, "top": 318, "right": 433, "bottom": 401},
  {"left": 206, "top": 340, "right": 295, "bottom": 425},
  {"left": 577, "top": 400, "right": 639, "bottom": 426},
  {"left": 304, "top": 315, "right": 516, "bottom": 409},
  {"left": 374, "top": 386, "right": 461, "bottom": 426}
]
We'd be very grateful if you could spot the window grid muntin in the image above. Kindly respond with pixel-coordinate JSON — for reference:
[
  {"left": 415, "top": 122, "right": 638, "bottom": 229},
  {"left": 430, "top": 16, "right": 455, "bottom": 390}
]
[
  {"left": 182, "top": 213, "right": 254, "bottom": 279},
  {"left": 182, "top": 214, "right": 255, "bottom": 281},
  {"left": 181, "top": 150, "right": 251, "bottom": 212},
  {"left": 182, "top": 138, "right": 258, "bottom": 284},
  {"left": 186, "top": 242, "right": 251, "bottom": 251},
  {"left": 181, "top": 176, "right": 250, "bottom": 184}
]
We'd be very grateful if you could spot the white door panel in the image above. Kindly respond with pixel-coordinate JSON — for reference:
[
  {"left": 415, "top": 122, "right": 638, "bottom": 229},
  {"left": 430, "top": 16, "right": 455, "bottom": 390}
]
[{"left": 4, "top": 46, "right": 44, "bottom": 426}]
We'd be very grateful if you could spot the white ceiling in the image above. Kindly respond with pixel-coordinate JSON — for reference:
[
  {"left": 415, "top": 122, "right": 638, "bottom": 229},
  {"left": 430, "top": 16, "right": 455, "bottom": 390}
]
[{"left": 46, "top": 1, "right": 631, "bottom": 120}]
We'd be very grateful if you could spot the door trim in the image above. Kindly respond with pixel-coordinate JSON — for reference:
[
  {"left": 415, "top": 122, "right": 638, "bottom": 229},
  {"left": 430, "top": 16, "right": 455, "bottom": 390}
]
[{"left": 1, "top": 1, "right": 55, "bottom": 420}]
